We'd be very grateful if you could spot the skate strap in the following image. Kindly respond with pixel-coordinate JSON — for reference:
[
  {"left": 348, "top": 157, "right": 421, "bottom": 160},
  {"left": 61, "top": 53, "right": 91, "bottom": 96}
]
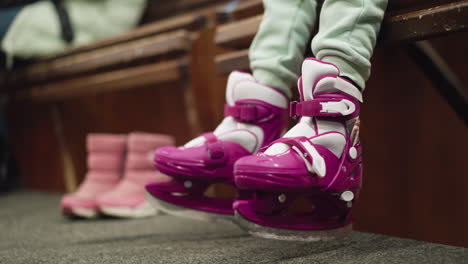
[
  {"left": 289, "top": 97, "right": 357, "bottom": 118},
  {"left": 265, "top": 137, "right": 326, "bottom": 177},
  {"left": 202, "top": 133, "right": 225, "bottom": 160},
  {"left": 224, "top": 104, "right": 260, "bottom": 122},
  {"left": 224, "top": 102, "right": 279, "bottom": 123}
]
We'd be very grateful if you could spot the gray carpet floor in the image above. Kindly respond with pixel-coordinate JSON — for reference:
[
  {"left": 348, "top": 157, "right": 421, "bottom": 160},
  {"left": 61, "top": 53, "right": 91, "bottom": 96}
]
[{"left": 0, "top": 191, "right": 467, "bottom": 264}]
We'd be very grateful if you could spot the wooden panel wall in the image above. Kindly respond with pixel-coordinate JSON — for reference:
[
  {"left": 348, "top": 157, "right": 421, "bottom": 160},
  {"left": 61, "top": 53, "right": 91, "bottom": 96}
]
[
  {"left": 354, "top": 32, "right": 468, "bottom": 247},
  {"left": 8, "top": 80, "right": 194, "bottom": 192},
  {"left": 8, "top": 103, "right": 64, "bottom": 191}
]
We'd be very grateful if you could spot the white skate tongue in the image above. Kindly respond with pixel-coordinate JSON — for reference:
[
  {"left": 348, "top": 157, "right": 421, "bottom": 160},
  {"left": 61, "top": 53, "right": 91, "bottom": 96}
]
[
  {"left": 185, "top": 72, "right": 256, "bottom": 148},
  {"left": 264, "top": 117, "right": 315, "bottom": 155},
  {"left": 226, "top": 71, "right": 288, "bottom": 108},
  {"left": 183, "top": 118, "right": 260, "bottom": 153},
  {"left": 264, "top": 59, "right": 353, "bottom": 175},
  {"left": 225, "top": 71, "right": 256, "bottom": 106},
  {"left": 265, "top": 59, "right": 339, "bottom": 156}
]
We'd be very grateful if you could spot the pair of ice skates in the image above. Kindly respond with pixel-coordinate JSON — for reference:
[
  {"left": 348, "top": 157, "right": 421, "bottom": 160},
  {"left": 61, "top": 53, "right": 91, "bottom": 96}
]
[{"left": 146, "top": 59, "right": 363, "bottom": 241}]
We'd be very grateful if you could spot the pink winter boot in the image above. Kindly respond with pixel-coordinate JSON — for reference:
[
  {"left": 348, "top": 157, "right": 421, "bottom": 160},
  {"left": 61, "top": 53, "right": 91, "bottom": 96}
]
[
  {"left": 97, "top": 132, "right": 175, "bottom": 218},
  {"left": 60, "top": 134, "right": 126, "bottom": 218}
]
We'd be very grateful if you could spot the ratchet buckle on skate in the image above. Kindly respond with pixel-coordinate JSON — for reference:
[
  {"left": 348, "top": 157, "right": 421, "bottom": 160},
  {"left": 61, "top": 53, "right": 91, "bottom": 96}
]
[{"left": 289, "top": 98, "right": 356, "bottom": 118}]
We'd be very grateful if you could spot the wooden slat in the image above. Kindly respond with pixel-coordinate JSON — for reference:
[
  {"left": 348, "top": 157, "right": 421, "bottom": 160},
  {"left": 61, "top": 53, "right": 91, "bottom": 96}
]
[
  {"left": 214, "top": 15, "right": 262, "bottom": 49},
  {"left": 216, "top": 0, "right": 263, "bottom": 23},
  {"left": 214, "top": 1, "right": 468, "bottom": 73},
  {"left": 406, "top": 41, "right": 468, "bottom": 124},
  {"left": 48, "top": 13, "right": 206, "bottom": 59},
  {"left": 215, "top": 49, "right": 249, "bottom": 74},
  {"left": 382, "top": 0, "right": 468, "bottom": 43},
  {"left": 215, "top": 1, "right": 468, "bottom": 50},
  {"left": 143, "top": 0, "right": 227, "bottom": 21},
  {"left": 18, "top": 59, "right": 187, "bottom": 102},
  {"left": 387, "top": 0, "right": 461, "bottom": 12},
  {"left": 10, "top": 30, "right": 191, "bottom": 86}
]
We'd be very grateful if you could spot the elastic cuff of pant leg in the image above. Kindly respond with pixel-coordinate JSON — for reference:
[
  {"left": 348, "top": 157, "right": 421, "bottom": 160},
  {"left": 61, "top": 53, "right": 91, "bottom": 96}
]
[
  {"left": 252, "top": 69, "right": 292, "bottom": 98},
  {"left": 320, "top": 56, "right": 366, "bottom": 90}
]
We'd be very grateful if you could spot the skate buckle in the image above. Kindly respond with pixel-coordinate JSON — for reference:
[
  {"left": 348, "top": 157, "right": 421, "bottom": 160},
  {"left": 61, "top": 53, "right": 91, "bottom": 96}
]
[
  {"left": 320, "top": 100, "right": 355, "bottom": 116},
  {"left": 290, "top": 98, "right": 357, "bottom": 117},
  {"left": 289, "top": 101, "right": 299, "bottom": 119}
]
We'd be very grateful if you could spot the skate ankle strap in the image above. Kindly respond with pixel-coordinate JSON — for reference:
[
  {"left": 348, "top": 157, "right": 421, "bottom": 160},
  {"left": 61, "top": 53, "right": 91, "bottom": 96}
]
[
  {"left": 202, "top": 133, "right": 225, "bottom": 160},
  {"left": 289, "top": 97, "right": 358, "bottom": 118},
  {"left": 224, "top": 104, "right": 262, "bottom": 122}
]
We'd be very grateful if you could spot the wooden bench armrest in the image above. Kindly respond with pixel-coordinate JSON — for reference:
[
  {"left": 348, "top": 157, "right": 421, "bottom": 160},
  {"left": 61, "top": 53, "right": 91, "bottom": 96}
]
[
  {"left": 215, "top": 0, "right": 468, "bottom": 50},
  {"left": 10, "top": 30, "right": 192, "bottom": 87},
  {"left": 382, "top": 0, "right": 468, "bottom": 43},
  {"left": 215, "top": 49, "right": 249, "bottom": 74},
  {"left": 46, "top": 13, "right": 206, "bottom": 60},
  {"left": 215, "top": 15, "right": 262, "bottom": 49},
  {"left": 143, "top": 0, "right": 225, "bottom": 22},
  {"left": 216, "top": 0, "right": 263, "bottom": 24},
  {"left": 16, "top": 59, "right": 188, "bottom": 102}
]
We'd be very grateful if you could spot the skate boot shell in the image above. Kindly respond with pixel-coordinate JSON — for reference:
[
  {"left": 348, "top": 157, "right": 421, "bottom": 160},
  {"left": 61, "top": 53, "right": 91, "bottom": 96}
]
[
  {"left": 234, "top": 58, "right": 363, "bottom": 241},
  {"left": 146, "top": 71, "right": 289, "bottom": 221},
  {"left": 97, "top": 132, "right": 174, "bottom": 218},
  {"left": 60, "top": 134, "right": 126, "bottom": 218}
]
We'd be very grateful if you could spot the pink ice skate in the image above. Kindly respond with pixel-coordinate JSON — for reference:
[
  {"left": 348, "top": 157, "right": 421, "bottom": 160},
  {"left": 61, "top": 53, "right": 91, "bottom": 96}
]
[
  {"left": 146, "top": 71, "right": 289, "bottom": 222},
  {"left": 234, "top": 59, "right": 363, "bottom": 241},
  {"left": 60, "top": 134, "right": 126, "bottom": 218},
  {"left": 97, "top": 132, "right": 175, "bottom": 218}
]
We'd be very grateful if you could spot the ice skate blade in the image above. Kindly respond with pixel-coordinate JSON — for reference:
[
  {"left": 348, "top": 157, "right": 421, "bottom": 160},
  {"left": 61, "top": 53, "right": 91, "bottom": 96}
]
[
  {"left": 234, "top": 211, "right": 352, "bottom": 242},
  {"left": 146, "top": 192, "right": 233, "bottom": 224}
]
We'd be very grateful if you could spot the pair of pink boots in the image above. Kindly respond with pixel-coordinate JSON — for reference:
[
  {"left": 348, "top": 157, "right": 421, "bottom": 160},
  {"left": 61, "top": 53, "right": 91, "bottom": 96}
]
[{"left": 60, "top": 132, "right": 174, "bottom": 218}]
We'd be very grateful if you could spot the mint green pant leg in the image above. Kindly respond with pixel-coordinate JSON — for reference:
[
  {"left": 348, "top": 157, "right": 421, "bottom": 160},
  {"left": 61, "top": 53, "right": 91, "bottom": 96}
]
[
  {"left": 249, "top": 0, "right": 318, "bottom": 97},
  {"left": 312, "top": 0, "right": 388, "bottom": 90}
]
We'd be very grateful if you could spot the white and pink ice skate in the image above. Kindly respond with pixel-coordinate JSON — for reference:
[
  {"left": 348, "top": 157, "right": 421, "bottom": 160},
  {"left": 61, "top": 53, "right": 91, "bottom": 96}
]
[
  {"left": 234, "top": 58, "right": 363, "bottom": 241},
  {"left": 146, "top": 72, "right": 289, "bottom": 222}
]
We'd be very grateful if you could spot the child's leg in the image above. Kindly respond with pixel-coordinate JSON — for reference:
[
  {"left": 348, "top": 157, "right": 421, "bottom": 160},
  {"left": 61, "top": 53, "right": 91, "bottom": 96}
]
[
  {"left": 249, "top": 0, "right": 318, "bottom": 97},
  {"left": 312, "top": 0, "right": 388, "bottom": 89},
  {"left": 148, "top": 70, "right": 289, "bottom": 221},
  {"left": 233, "top": 0, "right": 388, "bottom": 241},
  {"left": 147, "top": 0, "right": 319, "bottom": 221}
]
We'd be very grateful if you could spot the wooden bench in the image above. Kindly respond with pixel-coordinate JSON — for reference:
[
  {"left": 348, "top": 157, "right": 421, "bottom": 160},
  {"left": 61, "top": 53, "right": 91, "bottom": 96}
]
[
  {"left": 142, "top": 0, "right": 226, "bottom": 21},
  {"left": 3, "top": 3, "right": 222, "bottom": 193},
  {"left": 216, "top": 0, "right": 263, "bottom": 23},
  {"left": 209, "top": 0, "right": 468, "bottom": 249},
  {"left": 213, "top": 0, "right": 468, "bottom": 124},
  {"left": 3, "top": 12, "right": 207, "bottom": 101},
  {"left": 18, "top": 59, "right": 188, "bottom": 102},
  {"left": 9, "top": 31, "right": 191, "bottom": 89},
  {"left": 46, "top": 13, "right": 206, "bottom": 60}
]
